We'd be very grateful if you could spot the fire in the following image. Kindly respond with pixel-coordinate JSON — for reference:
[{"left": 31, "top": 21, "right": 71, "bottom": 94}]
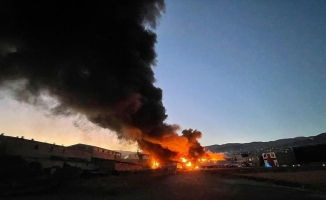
[
  {"left": 206, "top": 150, "right": 225, "bottom": 162},
  {"left": 177, "top": 163, "right": 183, "bottom": 169},
  {"left": 181, "top": 161, "right": 199, "bottom": 170},
  {"left": 148, "top": 149, "right": 225, "bottom": 171},
  {"left": 151, "top": 160, "right": 160, "bottom": 169},
  {"left": 174, "top": 150, "right": 225, "bottom": 170},
  {"left": 177, "top": 156, "right": 200, "bottom": 170},
  {"left": 179, "top": 157, "right": 197, "bottom": 170}
]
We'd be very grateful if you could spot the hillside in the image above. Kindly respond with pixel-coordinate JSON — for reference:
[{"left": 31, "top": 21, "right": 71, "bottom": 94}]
[{"left": 205, "top": 132, "right": 326, "bottom": 155}]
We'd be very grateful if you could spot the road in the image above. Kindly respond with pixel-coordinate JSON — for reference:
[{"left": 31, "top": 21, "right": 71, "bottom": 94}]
[{"left": 4, "top": 171, "right": 326, "bottom": 200}]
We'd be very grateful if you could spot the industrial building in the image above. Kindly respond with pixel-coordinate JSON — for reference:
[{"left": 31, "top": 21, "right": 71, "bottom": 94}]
[
  {"left": 262, "top": 149, "right": 297, "bottom": 167},
  {"left": 242, "top": 156, "right": 263, "bottom": 167},
  {"left": 0, "top": 133, "right": 142, "bottom": 172},
  {"left": 123, "top": 152, "right": 150, "bottom": 166},
  {"left": 292, "top": 143, "right": 326, "bottom": 165}
]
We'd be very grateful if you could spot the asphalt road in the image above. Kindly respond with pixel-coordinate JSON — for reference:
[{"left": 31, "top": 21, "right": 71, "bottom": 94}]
[{"left": 4, "top": 171, "right": 326, "bottom": 200}]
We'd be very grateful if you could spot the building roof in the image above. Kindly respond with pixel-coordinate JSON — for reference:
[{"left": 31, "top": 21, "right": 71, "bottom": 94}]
[{"left": 68, "top": 143, "right": 120, "bottom": 154}]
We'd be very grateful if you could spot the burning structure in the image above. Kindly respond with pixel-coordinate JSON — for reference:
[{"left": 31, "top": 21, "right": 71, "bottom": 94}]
[{"left": 0, "top": 1, "right": 224, "bottom": 167}]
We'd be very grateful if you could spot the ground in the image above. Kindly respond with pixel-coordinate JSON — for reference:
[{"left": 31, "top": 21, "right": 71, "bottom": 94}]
[
  {"left": 3, "top": 170, "right": 326, "bottom": 200},
  {"left": 239, "top": 170, "right": 326, "bottom": 190}
]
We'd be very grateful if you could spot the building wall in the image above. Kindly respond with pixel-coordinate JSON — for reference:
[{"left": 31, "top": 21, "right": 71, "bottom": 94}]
[
  {"left": 24, "top": 157, "right": 99, "bottom": 170},
  {"left": 262, "top": 152, "right": 278, "bottom": 167},
  {"left": 123, "top": 153, "right": 150, "bottom": 168},
  {"left": 293, "top": 143, "right": 326, "bottom": 164},
  {"left": 262, "top": 150, "right": 297, "bottom": 167},
  {"left": 0, "top": 135, "right": 106, "bottom": 171},
  {"left": 0, "top": 135, "right": 140, "bottom": 172},
  {"left": 216, "top": 160, "right": 232, "bottom": 166},
  {"left": 115, "top": 162, "right": 142, "bottom": 171},
  {"left": 231, "top": 154, "right": 243, "bottom": 164},
  {"left": 124, "top": 158, "right": 149, "bottom": 166},
  {"left": 243, "top": 156, "right": 262, "bottom": 166},
  {"left": 69, "top": 144, "right": 121, "bottom": 160},
  {"left": 92, "top": 149, "right": 118, "bottom": 160},
  {"left": 275, "top": 151, "right": 297, "bottom": 166},
  {"left": 124, "top": 153, "right": 150, "bottom": 160},
  {"left": 0, "top": 136, "right": 91, "bottom": 161}
]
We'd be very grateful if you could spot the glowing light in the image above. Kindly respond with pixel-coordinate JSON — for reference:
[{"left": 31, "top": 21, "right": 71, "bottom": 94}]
[
  {"left": 177, "top": 163, "right": 183, "bottom": 169},
  {"left": 206, "top": 150, "right": 225, "bottom": 162},
  {"left": 151, "top": 160, "right": 160, "bottom": 169},
  {"left": 265, "top": 163, "right": 271, "bottom": 168}
]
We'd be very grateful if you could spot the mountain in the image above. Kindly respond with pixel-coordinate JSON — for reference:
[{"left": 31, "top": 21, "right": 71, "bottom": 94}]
[{"left": 205, "top": 132, "right": 326, "bottom": 156}]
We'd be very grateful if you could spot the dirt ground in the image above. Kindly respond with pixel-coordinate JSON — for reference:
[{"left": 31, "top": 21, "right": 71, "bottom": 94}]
[
  {"left": 3, "top": 170, "right": 326, "bottom": 200},
  {"left": 239, "top": 170, "right": 326, "bottom": 190}
]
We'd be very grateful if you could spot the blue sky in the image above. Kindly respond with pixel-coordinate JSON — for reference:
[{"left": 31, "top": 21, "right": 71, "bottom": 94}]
[
  {"left": 154, "top": 0, "right": 326, "bottom": 145},
  {"left": 1, "top": 0, "right": 326, "bottom": 148}
]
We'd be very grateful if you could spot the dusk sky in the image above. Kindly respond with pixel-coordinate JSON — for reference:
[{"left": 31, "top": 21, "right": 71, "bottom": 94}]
[
  {"left": 1, "top": 0, "right": 326, "bottom": 151},
  {"left": 154, "top": 0, "right": 326, "bottom": 145}
]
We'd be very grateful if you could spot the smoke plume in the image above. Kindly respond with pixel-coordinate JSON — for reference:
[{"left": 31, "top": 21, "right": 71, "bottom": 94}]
[{"left": 0, "top": 0, "right": 205, "bottom": 161}]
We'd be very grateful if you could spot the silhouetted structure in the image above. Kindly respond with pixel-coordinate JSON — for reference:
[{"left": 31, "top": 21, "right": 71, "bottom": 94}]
[
  {"left": 0, "top": 134, "right": 142, "bottom": 173},
  {"left": 292, "top": 143, "right": 326, "bottom": 165}
]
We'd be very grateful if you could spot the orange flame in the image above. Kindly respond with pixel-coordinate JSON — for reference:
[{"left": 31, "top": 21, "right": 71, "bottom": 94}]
[
  {"left": 151, "top": 160, "right": 160, "bottom": 169},
  {"left": 177, "top": 163, "right": 183, "bottom": 169},
  {"left": 148, "top": 149, "right": 224, "bottom": 171},
  {"left": 206, "top": 150, "right": 225, "bottom": 162}
]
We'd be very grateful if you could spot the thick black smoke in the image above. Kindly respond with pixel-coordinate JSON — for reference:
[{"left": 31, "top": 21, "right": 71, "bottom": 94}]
[{"left": 0, "top": 0, "right": 204, "bottom": 161}]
